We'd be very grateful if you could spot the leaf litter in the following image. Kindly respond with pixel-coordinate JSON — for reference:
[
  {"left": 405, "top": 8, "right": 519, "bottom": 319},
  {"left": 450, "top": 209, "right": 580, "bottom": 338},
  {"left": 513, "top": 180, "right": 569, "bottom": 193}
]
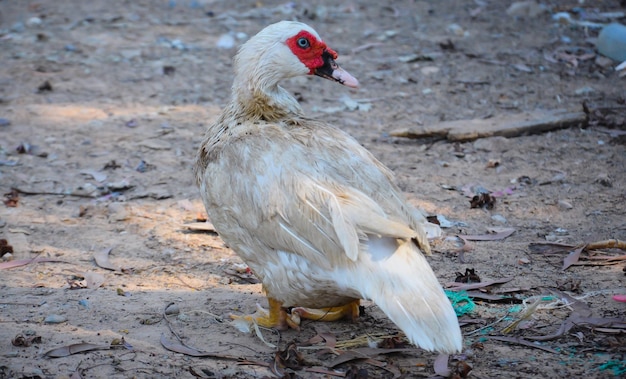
[{"left": 529, "top": 238, "right": 626, "bottom": 269}]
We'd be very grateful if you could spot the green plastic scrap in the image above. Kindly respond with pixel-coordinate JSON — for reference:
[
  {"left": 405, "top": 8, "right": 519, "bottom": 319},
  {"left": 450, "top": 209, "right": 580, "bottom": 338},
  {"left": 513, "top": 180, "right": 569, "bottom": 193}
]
[
  {"left": 598, "top": 361, "right": 626, "bottom": 376},
  {"left": 445, "top": 290, "right": 476, "bottom": 316}
]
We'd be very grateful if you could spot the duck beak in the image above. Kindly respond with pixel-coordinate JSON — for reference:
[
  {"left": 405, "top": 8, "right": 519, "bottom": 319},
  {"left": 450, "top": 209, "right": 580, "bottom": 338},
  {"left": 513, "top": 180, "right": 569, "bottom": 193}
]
[{"left": 314, "top": 50, "right": 359, "bottom": 88}]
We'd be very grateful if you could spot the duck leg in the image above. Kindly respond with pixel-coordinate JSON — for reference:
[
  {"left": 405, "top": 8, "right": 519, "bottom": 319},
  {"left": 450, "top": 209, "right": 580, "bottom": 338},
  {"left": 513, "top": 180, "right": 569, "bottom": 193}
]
[
  {"left": 291, "top": 299, "right": 360, "bottom": 323},
  {"left": 230, "top": 297, "right": 300, "bottom": 330}
]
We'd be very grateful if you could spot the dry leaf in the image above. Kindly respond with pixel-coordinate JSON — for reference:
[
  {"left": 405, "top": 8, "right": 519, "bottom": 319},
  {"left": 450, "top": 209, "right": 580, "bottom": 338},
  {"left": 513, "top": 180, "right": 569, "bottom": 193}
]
[
  {"left": 489, "top": 336, "right": 559, "bottom": 354},
  {"left": 93, "top": 247, "right": 120, "bottom": 271},
  {"left": 562, "top": 246, "right": 585, "bottom": 270},
  {"left": 446, "top": 277, "right": 514, "bottom": 291},
  {"left": 182, "top": 222, "right": 217, "bottom": 232},
  {"left": 44, "top": 343, "right": 109, "bottom": 358},
  {"left": 460, "top": 228, "right": 515, "bottom": 241},
  {"left": 80, "top": 169, "right": 107, "bottom": 183},
  {"left": 433, "top": 353, "right": 450, "bottom": 377},
  {"left": 12, "top": 334, "right": 42, "bottom": 347},
  {"left": 0, "top": 257, "right": 66, "bottom": 270},
  {"left": 159, "top": 334, "right": 239, "bottom": 360}
]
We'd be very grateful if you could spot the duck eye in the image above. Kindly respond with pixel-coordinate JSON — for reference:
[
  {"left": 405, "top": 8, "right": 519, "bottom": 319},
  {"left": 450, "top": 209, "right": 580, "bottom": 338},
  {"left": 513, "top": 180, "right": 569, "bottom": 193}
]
[{"left": 297, "top": 37, "right": 310, "bottom": 48}]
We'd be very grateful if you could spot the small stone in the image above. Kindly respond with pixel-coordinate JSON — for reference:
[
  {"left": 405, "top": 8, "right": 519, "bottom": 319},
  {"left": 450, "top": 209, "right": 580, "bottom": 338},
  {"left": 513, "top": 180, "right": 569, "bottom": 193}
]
[
  {"left": 554, "top": 228, "right": 568, "bottom": 235},
  {"left": 216, "top": 34, "right": 235, "bottom": 49},
  {"left": 518, "top": 257, "right": 530, "bottom": 264},
  {"left": 2, "top": 253, "right": 13, "bottom": 261},
  {"left": 0, "top": 118, "right": 11, "bottom": 127},
  {"left": 44, "top": 314, "right": 67, "bottom": 324},
  {"left": 595, "top": 55, "right": 614, "bottom": 69},
  {"left": 574, "top": 86, "right": 595, "bottom": 96},
  {"left": 107, "top": 202, "right": 129, "bottom": 222},
  {"left": 420, "top": 66, "right": 440, "bottom": 75},
  {"left": 595, "top": 173, "right": 613, "bottom": 187},
  {"left": 545, "top": 233, "right": 558, "bottom": 242},
  {"left": 491, "top": 214, "right": 507, "bottom": 224},
  {"left": 506, "top": 1, "right": 547, "bottom": 18},
  {"left": 473, "top": 136, "right": 511, "bottom": 153},
  {"left": 558, "top": 200, "right": 573, "bottom": 210},
  {"left": 446, "top": 23, "right": 465, "bottom": 37},
  {"left": 170, "top": 39, "right": 187, "bottom": 50},
  {"left": 26, "top": 17, "right": 43, "bottom": 28},
  {"left": 10, "top": 22, "right": 25, "bottom": 33},
  {"left": 165, "top": 304, "right": 180, "bottom": 315}
]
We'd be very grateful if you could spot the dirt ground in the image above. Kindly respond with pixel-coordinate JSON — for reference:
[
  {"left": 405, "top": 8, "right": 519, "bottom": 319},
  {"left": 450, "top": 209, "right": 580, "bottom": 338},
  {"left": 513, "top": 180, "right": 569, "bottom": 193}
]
[{"left": 1, "top": 1, "right": 625, "bottom": 378}]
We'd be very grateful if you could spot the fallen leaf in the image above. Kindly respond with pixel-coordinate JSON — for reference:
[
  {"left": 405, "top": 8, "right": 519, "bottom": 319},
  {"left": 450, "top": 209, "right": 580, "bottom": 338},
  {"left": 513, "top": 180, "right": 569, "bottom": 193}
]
[
  {"left": 328, "top": 347, "right": 414, "bottom": 368},
  {"left": 455, "top": 268, "right": 481, "bottom": 283},
  {"left": 488, "top": 336, "right": 559, "bottom": 354},
  {"left": 80, "top": 169, "right": 107, "bottom": 183},
  {"left": 44, "top": 343, "right": 109, "bottom": 358},
  {"left": 160, "top": 334, "right": 239, "bottom": 359},
  {"left": 460, "top": 228, "right": 515, "bottom": 241},
  {"left": 453, "top": 360, "right": 473, "bottom": 379},
  {"left": 464, "top": 291, "right": 521, "bottom": 303},
  {"left": 0, "top": 257, "right": 67, "bottom": 270},
  {"left": 12, "top": 334, "right": 42, "bottom": 347},
  {"left": 470, "top": 193, "right": 495, "bottom": 209},
  {"left": 272, "top": 342, "right": 305, "bottom": 376},
  {"left": 182, "top": 222, "right": 217, "bottom": 233},
  {"left": 93, "top": 247, "right": 120, "bottom": 271},
  {"left": 446, "top": 277, "right": 514, "bottom": 291},
  {"left": 562, "top": 245, "right": 585, "bottom": 270},
  {"left": 3, "top": 189, "right": 19, "bottom": 207},
  {"left": 433, "top": 353, "right": 450, "bottom": 377}
]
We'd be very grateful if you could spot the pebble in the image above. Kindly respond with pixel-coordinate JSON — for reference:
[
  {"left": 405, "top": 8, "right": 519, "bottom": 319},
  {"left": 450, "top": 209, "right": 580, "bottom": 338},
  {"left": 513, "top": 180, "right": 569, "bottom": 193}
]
[
  {"left": 165, "top": 304, "right": 180, "bottom": 315},
  {"left": 558, "top": 200, "right": 573, "bottom": 210},
  {"left": 420, "top": 66, "right": 440, "bottom": 75},
  {"left": 506, "top": 1, "right": 547, "bottom": 18},
  {"left": 446, "top": 23, "right": 466, "bottom": 37},
  {"left": 595, "top": 173, "right": 613, "bottom": 187},
  {"left": 491, "top": 214, "right": 507, "bottom": 224},
  {"left": 0, "top": 118, "right": 10, "bottom": 127},
  {"left": 574, "top": 86, "right": 595, "bottom": 96},
  {"left": 78, "top": 299, "right": 90, "bottom": 308},
  {"left": 216, "top": 34, "right": 235, "bottom": 49},
  {"left": 10, "top": 22, "right": 25, "bottom": 33},
  {"left": 44, "top": 314, "right": 67, "bottom": 324},
  {"left": 554, "top": 227, "right": 568, "bottom": 235},
  {"left": 595, "top": 55, "right": 615, "bottom": 69},
  {"left": 26, "top": 17, "right": 43, "bottom": 28},
  {"left": 107, "top": 202, "right": 129, "bottom": 222},
  {"left": 473, "top": 136, "right": 511, "bottom": 153},
  {"left": 170, "top": 39, "right": 187, "bottom": 50}
]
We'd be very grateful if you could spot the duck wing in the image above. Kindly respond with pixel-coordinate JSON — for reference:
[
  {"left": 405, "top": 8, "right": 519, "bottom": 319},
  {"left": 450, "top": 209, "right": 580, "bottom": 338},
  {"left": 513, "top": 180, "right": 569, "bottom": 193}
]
[{"left": 197, "top": 119, "right": 436, "bottom": 269}]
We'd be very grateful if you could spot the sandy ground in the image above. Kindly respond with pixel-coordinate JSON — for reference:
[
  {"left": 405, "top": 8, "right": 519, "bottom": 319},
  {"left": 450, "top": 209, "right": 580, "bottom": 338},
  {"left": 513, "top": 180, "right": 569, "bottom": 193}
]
[{"left": 1, "top": 1, "right": 625, "bottom": 378}]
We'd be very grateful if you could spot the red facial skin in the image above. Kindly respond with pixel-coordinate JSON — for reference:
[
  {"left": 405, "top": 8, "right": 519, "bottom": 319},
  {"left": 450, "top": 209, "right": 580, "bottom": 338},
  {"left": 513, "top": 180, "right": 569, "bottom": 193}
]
[{"left": 286, "top": 30, "right": 338, "bottom": 74}]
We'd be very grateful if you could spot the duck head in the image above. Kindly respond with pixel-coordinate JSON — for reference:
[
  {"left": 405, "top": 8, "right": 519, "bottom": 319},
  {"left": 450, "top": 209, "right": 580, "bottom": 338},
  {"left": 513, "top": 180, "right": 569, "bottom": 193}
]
[{"left": 232, "top": 21, "right": 358, "bottom": 115}]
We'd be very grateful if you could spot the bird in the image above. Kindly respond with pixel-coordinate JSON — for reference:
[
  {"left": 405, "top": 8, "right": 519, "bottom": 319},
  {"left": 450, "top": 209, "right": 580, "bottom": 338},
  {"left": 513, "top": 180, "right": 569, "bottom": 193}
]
[{"left": 194, "top": 20, "right": 463, "bottom": 353}]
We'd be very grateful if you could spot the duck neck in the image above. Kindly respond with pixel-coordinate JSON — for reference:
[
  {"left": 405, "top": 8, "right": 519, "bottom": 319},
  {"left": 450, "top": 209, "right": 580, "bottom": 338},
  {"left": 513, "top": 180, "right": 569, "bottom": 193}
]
[{"left": 231, "top": 74, "right": 302, "bottom": 121}]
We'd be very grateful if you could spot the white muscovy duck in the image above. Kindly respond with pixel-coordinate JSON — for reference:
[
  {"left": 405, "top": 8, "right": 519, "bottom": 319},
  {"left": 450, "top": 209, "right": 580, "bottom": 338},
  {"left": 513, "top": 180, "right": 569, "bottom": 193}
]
[{"left": 194, "top": 21, "right": 462, "bottom": 353}]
